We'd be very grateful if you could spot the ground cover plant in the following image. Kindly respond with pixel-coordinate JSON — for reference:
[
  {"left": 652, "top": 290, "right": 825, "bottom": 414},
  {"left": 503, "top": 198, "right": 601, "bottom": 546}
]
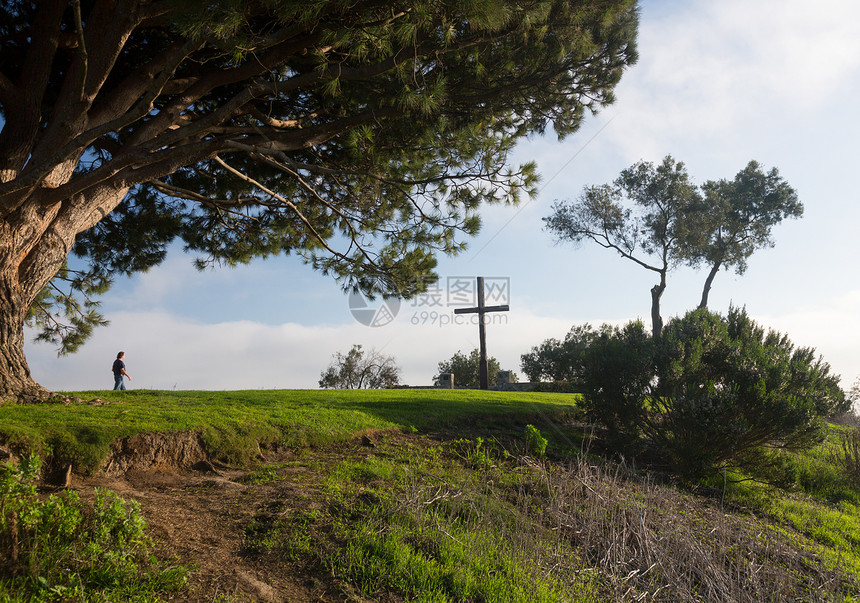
[
  {"left": 0, "top": 389, "right": 858, "bottom": 601},
  {"left": 708, "top": 424, "right": 860, "bottom": 582},
  {"left": 0, "top": 455, "right": 187, "bottom": 601},
  {"left": 222, "top": 427, "right": 860, "bottom": 601}
]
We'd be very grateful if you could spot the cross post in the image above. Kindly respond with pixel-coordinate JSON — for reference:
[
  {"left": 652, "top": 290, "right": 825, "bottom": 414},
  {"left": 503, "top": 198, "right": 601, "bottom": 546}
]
[{"left": 453, "top": 276, "right": 509, "bottom": 389}]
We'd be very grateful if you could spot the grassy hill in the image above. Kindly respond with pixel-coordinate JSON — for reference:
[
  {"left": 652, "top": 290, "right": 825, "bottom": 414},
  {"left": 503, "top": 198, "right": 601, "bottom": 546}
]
[{"left": 1, "top": 389, "right": 858, "bottom": 602}]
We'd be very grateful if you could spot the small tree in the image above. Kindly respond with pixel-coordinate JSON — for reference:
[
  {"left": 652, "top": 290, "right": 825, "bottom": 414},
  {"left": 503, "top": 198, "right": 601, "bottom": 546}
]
[
  {"left": 319, "top": 345, "right": 400, "bottom": 389},
  {"left": 677, "top": 161, "right": 803, "bottom": 309},
  {"left": 435, "top": 349, "right": 515, "bottom": 389},
  {"left": 520, "top": 324, "right": 598, "bottom": 387},
  {"left": 545, "top": 156, "right": 699, "bottom": 337},
  {"left": 545, "top": 157, "right": 802, "bottom": 336}
]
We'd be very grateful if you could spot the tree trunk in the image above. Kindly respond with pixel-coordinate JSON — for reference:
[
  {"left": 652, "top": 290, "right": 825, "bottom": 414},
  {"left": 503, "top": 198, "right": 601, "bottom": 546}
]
[
  {"left": 650, "top": 276, "right": 666, "bottom": 339},
  {"left": 0, "top": 185, "right": 129, "bottom": 401},
  {"left": 698, "top": 257, "right": 723, "bottom": 310},
  {"left": 0, "top": 280, "right": 51, "bottom": 402}
]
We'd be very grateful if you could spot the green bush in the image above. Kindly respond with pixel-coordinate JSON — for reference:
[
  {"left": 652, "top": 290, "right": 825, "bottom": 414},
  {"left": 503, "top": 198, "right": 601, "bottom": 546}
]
[
  {"left": 0, "top": 456, "right": 187, "bottom": 600},
  {"left": 579, "top": 320, "right": 654, "bottom": 455},
  {"left": 435, "top": 349, "right": 516, "bottom": 388},
  {"left": 524, "top": 425, "right": 548, "bottom": 458},
  {"left": 520, "top": 325, "right": 599, "bottom": 387},
  {"left": 580, "top": 308, "right": 845, "bottom": 478},
  {"left": 833, "top": 427, "right": 860, "bottom": 490}
]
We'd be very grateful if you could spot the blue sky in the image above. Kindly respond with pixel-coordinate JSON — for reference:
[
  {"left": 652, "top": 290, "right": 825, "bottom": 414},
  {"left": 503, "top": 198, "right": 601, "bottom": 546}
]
[{"left": 26, "top": 0, "right": 860, "bottom": 392}]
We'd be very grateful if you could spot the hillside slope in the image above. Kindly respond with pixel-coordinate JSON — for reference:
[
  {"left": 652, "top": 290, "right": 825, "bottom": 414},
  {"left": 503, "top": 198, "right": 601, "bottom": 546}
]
[{"left": 1, "top": 390, "right": 858, "bottom": 602}]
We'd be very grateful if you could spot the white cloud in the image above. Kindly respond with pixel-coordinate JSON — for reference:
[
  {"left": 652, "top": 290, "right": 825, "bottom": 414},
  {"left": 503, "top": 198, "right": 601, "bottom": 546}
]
[
  {"left": 25, "top": 289, "right": 859, "bottom": 394},
  {"left": 24, "top": 307, "right": 583, "bottom": 391},
  {"left": 27, "top": 312, "right": 332, "bottom": 390},
  {"left": 753, "top": 290, "right": 860, "bottom": 388},
  {"left": 106, "top": 253, "right": 202, "bottom": 310},
  {"left": 597, "top": 0, "right": 860, "bottom": 163}
]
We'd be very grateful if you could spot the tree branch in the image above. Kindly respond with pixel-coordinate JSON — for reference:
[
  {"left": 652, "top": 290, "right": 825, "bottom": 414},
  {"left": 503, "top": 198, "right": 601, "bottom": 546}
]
[
  {"left": 0, "top": 72, "right": 16, "bottom": 107},
  {"left": 0, "top": 37, "right": 204, "bottom": 207},
  {"left": 19, "top": 0, "right": 65, "bottom": 98},
  {"left": 246, "top": 106, "right": 320, "bottom": 129},
  {"left": 71, "top": 0, "right": 89, "bottom": 104},
  {"left": 587, "top": 231, "right": 664, "bottom": 273},
  {"left": 89, "top": 39, "right": 202, "bottom": 126},
  {"left": 0, "top": 0, "right": 66, "bottom": 181},
  {"left": 212, "top": 155, "right": 357, "bottom": 265},
  {"left": 126, "top": 27, "right": 322, "bottom": 146}
]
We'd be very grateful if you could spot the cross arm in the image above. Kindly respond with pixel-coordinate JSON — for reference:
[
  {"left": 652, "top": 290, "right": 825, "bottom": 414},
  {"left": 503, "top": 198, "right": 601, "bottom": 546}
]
[{"left": 454, "top": 304, "right": 510, "bottom": 315}]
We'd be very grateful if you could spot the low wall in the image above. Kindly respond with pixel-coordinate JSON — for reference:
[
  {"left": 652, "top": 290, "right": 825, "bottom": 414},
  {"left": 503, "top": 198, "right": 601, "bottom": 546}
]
[{"left": 393, "top": 382, "right": 541, "bottom": 392}]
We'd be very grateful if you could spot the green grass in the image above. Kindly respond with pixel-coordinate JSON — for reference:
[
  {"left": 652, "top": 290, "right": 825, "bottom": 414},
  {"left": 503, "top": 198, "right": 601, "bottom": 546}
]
[
  {"left": 0, "top": 389, "right": 580, "bottom": 473},
  {"left": 715, "top": 426, "right": 860, "bottom": 588},
  {"left": 719, "top": 473, "right": 860, "bottom": 589},
  {"left": 242, "top": 427, "right": 860, "bottom": 602},
  {"left": 2, "top": 389, "right": 859, "bottom": 602},
  {"left": 250, "top": 436, "right": 601, "bottom": 602}
]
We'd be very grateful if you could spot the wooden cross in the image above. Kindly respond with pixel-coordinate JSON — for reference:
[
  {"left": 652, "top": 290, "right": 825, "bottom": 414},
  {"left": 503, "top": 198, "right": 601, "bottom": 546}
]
[{"left": 453, "top": 276, "right": 509, "bottom": 389}]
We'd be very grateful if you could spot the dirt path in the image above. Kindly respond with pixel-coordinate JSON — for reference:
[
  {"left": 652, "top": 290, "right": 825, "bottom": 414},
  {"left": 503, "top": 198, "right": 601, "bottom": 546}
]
[{"left": 71, "top": 434, "right": 391, "bottom": 602}]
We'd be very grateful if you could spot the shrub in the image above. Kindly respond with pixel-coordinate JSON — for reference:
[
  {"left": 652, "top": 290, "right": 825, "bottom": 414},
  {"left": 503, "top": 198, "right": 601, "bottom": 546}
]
[
  {"left": 520, "top": 325, "right": 598, "bottom": 387},
  {"left": 435, "top": 349, "right": 517, "bottom": 388},
  {"left": 580, "top": 308, "right": 845, "bottom": 478},
  {"left": 524, "top": 425, "right": 548, "bottom": 458},
  {"left": 0, "top": 456, "right": 187, "bottom": 599},
  {"left": 579, "top": 320, "right": 654, "bottom": 454},
  {"left": 833, "top": 427, "right": 860, "bottom": 489}
]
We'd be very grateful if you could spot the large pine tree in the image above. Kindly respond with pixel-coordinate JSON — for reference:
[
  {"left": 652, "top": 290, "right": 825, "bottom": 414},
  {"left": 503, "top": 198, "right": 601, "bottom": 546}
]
[{"left": 0, "top": 0, "right": 638, "bottom": 400}]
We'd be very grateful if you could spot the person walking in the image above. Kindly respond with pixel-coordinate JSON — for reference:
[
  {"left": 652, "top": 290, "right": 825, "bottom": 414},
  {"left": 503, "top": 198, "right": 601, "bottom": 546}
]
[{"left": 112, "top": 351, "right": 132, "bottom": 390}]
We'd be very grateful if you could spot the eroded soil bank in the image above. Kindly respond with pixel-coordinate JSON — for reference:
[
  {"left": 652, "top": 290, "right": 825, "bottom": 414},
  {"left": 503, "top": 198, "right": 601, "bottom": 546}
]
[
  {"left": 85, "top": 431, "right": 394, "bottom": 602},
  {"left": 5, "top": 429, "right": 390, "bottom": 602}
]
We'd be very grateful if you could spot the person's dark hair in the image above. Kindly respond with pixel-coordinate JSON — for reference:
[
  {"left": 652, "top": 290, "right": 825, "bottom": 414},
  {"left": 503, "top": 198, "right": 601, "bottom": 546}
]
[{"left": 117, "top": 351, "right": 124, "bottom": 359}]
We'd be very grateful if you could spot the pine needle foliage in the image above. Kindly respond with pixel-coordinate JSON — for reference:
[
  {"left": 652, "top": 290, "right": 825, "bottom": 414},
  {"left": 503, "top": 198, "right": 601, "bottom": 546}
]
[{"left": 0, "top": 0, "right": 638, "bottom": 357}]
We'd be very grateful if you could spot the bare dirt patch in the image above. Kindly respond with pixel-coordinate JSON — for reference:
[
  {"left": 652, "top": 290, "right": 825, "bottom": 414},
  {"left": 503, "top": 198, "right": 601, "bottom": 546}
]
[
  {"left": 70, "top": 431, "right": 397, "bottom": 602},
  {"left": 102, "top": 431, "right": 209, "bottom": 476}
]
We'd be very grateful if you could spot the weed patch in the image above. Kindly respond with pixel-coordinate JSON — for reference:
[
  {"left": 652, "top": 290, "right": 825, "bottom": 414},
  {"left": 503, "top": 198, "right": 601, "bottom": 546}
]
[
  {"left": 833, "top": 426, "right": 860, "bottom": 491},
  {"left": 525, "top": 424, "right": 548, "bottom": 458},
  {"left": 0, "top": 456, "right": 187, "bottom": 601},
  {"left": 236, "top": 433, "right": 859, "bottom": 602}
]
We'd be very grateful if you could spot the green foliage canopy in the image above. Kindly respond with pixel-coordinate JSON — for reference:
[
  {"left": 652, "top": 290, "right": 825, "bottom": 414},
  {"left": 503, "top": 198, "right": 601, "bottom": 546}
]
[
  {"left": 436, "top": 348, "right": 515, "bottom": 388},
  {"left": 545, "top": 156, "right": 801, "bottom": 337},
  {"left": 319, "top": 344, "right": 401, "bottom": 389},
  {"left": 0, "top": 0, "right": 639, "bottom": 365},
  {"left": 520, "top": 324, "right": 599, "bottom": 387},
  {"left": 545, "top": 156, "right": 699, "bottom": 337},
  {"left": 677, "top": 161, "right": 803, "bottom": 308}
]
